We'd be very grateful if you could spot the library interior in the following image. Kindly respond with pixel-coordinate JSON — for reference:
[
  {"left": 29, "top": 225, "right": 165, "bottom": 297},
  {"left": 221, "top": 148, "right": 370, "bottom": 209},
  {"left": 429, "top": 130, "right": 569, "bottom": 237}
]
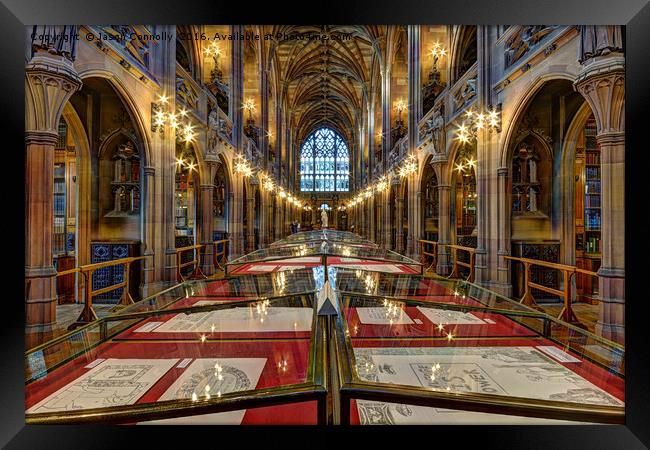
[{"left": 24, "top": 25, "right": 625, "bottom": 425}]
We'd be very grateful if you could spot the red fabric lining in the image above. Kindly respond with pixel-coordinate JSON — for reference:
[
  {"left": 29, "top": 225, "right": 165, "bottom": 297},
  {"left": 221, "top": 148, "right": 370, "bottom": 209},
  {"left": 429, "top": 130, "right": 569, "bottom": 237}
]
[
  {"left": 344, "top": 306, "right": 538, "bottom": 339},
  {"left": 350, "top": 337, "right": 624, "bottom": 402},
  {"left": 26, "top": 339, "right": 312, "bottom": 410}
]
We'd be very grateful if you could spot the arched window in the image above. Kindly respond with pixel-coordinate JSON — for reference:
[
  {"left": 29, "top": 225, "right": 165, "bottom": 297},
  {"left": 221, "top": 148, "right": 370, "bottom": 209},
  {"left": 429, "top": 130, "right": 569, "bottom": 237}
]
[
  {"left": 300, "top": 127, "right": 349, "bottom": 192},
  {"left": 320, "top": 203, "right": 330, "bottom": 210}
]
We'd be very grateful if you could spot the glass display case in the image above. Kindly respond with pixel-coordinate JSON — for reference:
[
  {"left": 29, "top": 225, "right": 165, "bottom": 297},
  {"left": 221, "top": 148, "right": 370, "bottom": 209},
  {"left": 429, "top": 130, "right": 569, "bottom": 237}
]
[
  {"left": 332, "top": 283, "right": 624, "bottom": 425},
  {"left": 25, "top": 294, "right": 328, "bottom": 425},
  {"left": 25, "top": 231, "right": 624, "bottom": 425}
]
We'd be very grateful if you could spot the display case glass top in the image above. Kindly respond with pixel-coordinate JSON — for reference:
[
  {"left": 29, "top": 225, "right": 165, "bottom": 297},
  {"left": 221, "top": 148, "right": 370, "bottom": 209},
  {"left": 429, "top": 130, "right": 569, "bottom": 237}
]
[
  {"left": 333, "top": 282, "right": 624, "bottom": 425},
  {"left": 25, "top": 294, "right": 326, "bottom": 425}
]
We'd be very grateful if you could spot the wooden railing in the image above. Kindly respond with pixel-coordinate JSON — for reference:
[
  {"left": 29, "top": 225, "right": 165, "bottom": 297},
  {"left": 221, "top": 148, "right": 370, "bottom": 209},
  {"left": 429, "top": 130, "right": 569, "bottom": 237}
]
[
  {"left": 505, "top": 256, "right": 598, "bottom": 327},
  {"left": 175, "top": 244, "right": 207, "bottom": 282},
  {"left": 59, "top": 256, "right": 147, "bottom": 330},
  {"left": 212, "top": 239, "right": 229, "bottom": 271},
  {"left": 417, "top": 240, "right": 476, "bottom": 282},
  {"left": 418, "top": 239, "right": 438, "bottom": 271},
  {"left": 441, "top": 244, "right": 476, "bottom": 283}
]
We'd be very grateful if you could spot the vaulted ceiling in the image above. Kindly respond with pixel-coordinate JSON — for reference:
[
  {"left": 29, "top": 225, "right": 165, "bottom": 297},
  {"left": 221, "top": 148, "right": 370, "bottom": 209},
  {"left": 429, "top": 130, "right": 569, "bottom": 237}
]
[{"left": 249, "top": 25, "right": 404, "bottom": 147}]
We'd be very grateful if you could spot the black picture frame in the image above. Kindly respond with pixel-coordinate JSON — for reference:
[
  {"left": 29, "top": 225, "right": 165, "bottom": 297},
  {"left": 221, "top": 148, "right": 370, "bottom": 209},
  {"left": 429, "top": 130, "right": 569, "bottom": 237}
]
[{"left": 3, "top": 0, "right": 649, "bottom": 448}]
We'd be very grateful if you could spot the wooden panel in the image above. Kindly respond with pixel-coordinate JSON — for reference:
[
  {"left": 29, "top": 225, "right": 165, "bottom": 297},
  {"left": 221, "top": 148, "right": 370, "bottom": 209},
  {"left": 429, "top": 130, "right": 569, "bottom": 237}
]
[{"left": 55, "top": 255, "right": 76, "bottom": 304}]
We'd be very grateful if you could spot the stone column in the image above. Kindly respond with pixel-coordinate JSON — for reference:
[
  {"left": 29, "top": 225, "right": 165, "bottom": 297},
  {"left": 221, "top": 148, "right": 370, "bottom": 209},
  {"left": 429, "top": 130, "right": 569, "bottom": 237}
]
[
  {"left": 258, "top": 189, "right": 269, "bottom": 248},
  {"left": 395, "top": 189, "right": 404, "bottom": 253},
  {"left": 267, "top": 193, "right": 275, "bottom": 245},
  {"left": 142, "top": 166, "right": 157, "bottom": 292},
  {"left": 406, "top": 176, "right": 420, "bottom": 257},
  {"left": 230, "top": 25, "right": 244, "bottom": 150},
  {"left": 574, "top": 54, "right": 625, "bottom": 343},
  {"left": 274, "top": 198, "right": 282, "bottom": 241},
  {"left": 474, "top": 25, "right": 491, "bottom": 284},
  {"left": 496, "top": 166, "right": 512, "bottom": 296},
  {"left": 25, "top": 52, "right": 82, "bottom": 328},
  {"left": 436, "top": 183, "right": 452, "bottom": 275},
  {"left": 246, "top": 187, "right": 256, "bottom": 253},
  {"left": 381, "top": 67, "right": 391, "bottom": 171},
  {"left": 199, "top": 168, "right": 215, "bottom": 275},
  {"left": 407, "top": 25, "right": 422, "bottom": 141},
  {"left": 259, "top": 67, "right": 269, "bottom": 168}
]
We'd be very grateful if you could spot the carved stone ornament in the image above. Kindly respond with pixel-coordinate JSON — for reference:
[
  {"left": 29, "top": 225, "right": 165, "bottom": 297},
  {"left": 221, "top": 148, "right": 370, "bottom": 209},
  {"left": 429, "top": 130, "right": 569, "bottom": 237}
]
[
  {"left": 25, "top": 54, "right": 82, "bottom": 132},
  {"left": 514, "top": 114, "right": 553, "bottom": 146},
  {"left": 579, "top": 26, "right": 624, "bottom": 63},
  {"left": 31, "top": 26, "right": 78, "bottom": 61},
  {"left": 504, "top": 26, "right": 556, "bottom": 69},
  {"left": 453, "top": 77, "right": 476, "bottom": 112},
  {"left": 574, "top": 57, "right": 625, "bottom": 134},
  {"left": 176, "top": 76, "right": 199, "bottom": 110}
]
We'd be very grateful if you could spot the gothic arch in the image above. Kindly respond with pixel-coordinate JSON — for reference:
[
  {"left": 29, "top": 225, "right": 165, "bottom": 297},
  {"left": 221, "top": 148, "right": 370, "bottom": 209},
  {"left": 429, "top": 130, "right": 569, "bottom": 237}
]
[
  {"left": 499, "top": 73, "right": 577, "bottom": 168},
  {"left": 75, "top": 69, "right": 153, "bottom": 166},
  {"left": 558, "top": 101, "right": 596, "bottom": 264}
]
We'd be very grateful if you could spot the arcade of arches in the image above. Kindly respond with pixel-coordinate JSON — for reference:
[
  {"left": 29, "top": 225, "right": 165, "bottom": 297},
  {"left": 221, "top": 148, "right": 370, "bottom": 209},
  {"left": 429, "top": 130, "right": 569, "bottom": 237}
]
[{"left": 25, "top": 25, "right": 625, "bottom": 347}]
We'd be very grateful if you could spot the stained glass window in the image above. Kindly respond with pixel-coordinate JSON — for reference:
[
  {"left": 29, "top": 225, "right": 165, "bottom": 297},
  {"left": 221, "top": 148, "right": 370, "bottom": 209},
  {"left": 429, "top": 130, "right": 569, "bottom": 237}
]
[{"left": 300, "top": 127, "right": 349, "bottom": 192}]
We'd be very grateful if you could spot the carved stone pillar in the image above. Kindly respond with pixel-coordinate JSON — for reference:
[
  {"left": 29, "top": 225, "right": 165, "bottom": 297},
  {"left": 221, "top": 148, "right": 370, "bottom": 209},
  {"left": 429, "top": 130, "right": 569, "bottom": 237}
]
[
  {"left": 267, "top": 193, "right": 274, "bottom": 245},
  {"left": 381, "top": 67, "right": 391, "bottom": 170},
  {"left": 496, "top": 166, "right": 512, "bottom": 296},
  {"left": 199, "top": 181, "right": 215, "bottom": 276},
  {"left": 25, "top": 53, "right": 81, "bottom": 328},
  {"left": 436, "top": 184, "right": 452, "bottom": 275},
  {"left": 246, "top": 190, "right": 256, "bottom": 253},
  {"left": 395, "top": 193, "right": 404, "bottom": 254},
  {"left": 274, "top": 199, "right": 282, "bottom": 241},
  {"left": 258, "top": 190, "right": 268, "bottom": 248},
  {"left": 574, "top": 54, "right": 625, "bottom": 343},
  {"left": 407, "top": 177, "right": 420, "bottom": 257},
  {"left": 142, "top": 166, "right": 157, "bottom": 292}
]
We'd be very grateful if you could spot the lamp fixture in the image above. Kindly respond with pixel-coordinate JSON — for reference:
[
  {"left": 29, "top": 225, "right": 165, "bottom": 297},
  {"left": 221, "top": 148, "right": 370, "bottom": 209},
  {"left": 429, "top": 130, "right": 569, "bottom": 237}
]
[
  {"left": 454, "top": 105, "right": 501, "bottom": 144},
  {"left": 234, "top": 153, "right": 253, "bottom": 177}
]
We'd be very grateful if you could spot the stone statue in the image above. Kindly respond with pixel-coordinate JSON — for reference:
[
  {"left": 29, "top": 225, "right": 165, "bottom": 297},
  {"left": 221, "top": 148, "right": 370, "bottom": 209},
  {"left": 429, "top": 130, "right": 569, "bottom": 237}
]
[
  {"left": 580, "top": 26, "right": 624, "bottom": 62},
  {"left": 528, "top": 158, "right": 537, "bottom": 183},
  {"left": 207, "top": 107, "right": 219, "bottom": 154},
  {"left": 321, "top": 209, "right": 328, "bottom": 228},
  {"left": 430, "top": 108, "right": 445, "bottom": 154},
  {"left": 31, "top": 25, "right": 78, "bottom": 61}
]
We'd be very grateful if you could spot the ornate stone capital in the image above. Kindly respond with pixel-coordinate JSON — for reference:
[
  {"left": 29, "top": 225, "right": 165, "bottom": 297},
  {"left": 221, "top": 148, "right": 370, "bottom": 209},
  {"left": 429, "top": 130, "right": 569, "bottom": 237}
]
[
  {"left": 596, "top": 131, "right": 625, "bottom": 146},
  {"left": 25, "top": 130, "right": 59, "bottom": 146},
  {"left": 25, "top": 54, "right": 82, "bottom": 133},
  {"left": 574, "top": 56, "right": 624, "bottom": 134}
]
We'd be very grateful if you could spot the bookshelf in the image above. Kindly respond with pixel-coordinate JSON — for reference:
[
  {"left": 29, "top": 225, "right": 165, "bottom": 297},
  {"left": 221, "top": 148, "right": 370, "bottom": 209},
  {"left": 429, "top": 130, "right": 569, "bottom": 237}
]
[
  {"left": 456, "top": 168, "right": 477, "bottom": 238},
  {"left": 575, "top": 117, "right": 601, "bottom": 302},
  {"left": 175, "top": 167, "right": 195, "bottom": 239},
  {"left": 53, "top": 163, "right": 67, "bottom": 256},
  {"left": 108, "top": 141, "right": 141, "bottom": 215}
]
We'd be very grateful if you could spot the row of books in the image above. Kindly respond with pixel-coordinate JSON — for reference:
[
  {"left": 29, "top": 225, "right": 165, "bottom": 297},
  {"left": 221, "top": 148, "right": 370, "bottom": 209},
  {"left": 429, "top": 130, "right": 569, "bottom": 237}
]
[
  {"left": 54, "top": 195, "right": 66, "bottom": 212},
  {"left": 585, "top": 152, "right": 601, "bottom": 165},
  {"left": 585, "top": 210, "right": 601, "bottom": 229},
  {"left": 53, "top": 233, "right": 67, "bottom": 254},
  {"left": 175, "top": 207, "right": 187, "bottom": 217},
  {"left": 54, "top": 181, "right": 66, "bottom": 194},
  {"left": 585, "top": 166, "right": 600, "bottom": 179},
  {"left": 584, "top": 236, "right": 600, "bottom": 254},
  {"left": 585, "top": 195, "right": 601, "bottom": 208},
  {"left": 53, "top": 216, "right": 66, "bottom": 234},
  {"left": 585, "top": 180, "right": 601, "bottom": 194}
]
